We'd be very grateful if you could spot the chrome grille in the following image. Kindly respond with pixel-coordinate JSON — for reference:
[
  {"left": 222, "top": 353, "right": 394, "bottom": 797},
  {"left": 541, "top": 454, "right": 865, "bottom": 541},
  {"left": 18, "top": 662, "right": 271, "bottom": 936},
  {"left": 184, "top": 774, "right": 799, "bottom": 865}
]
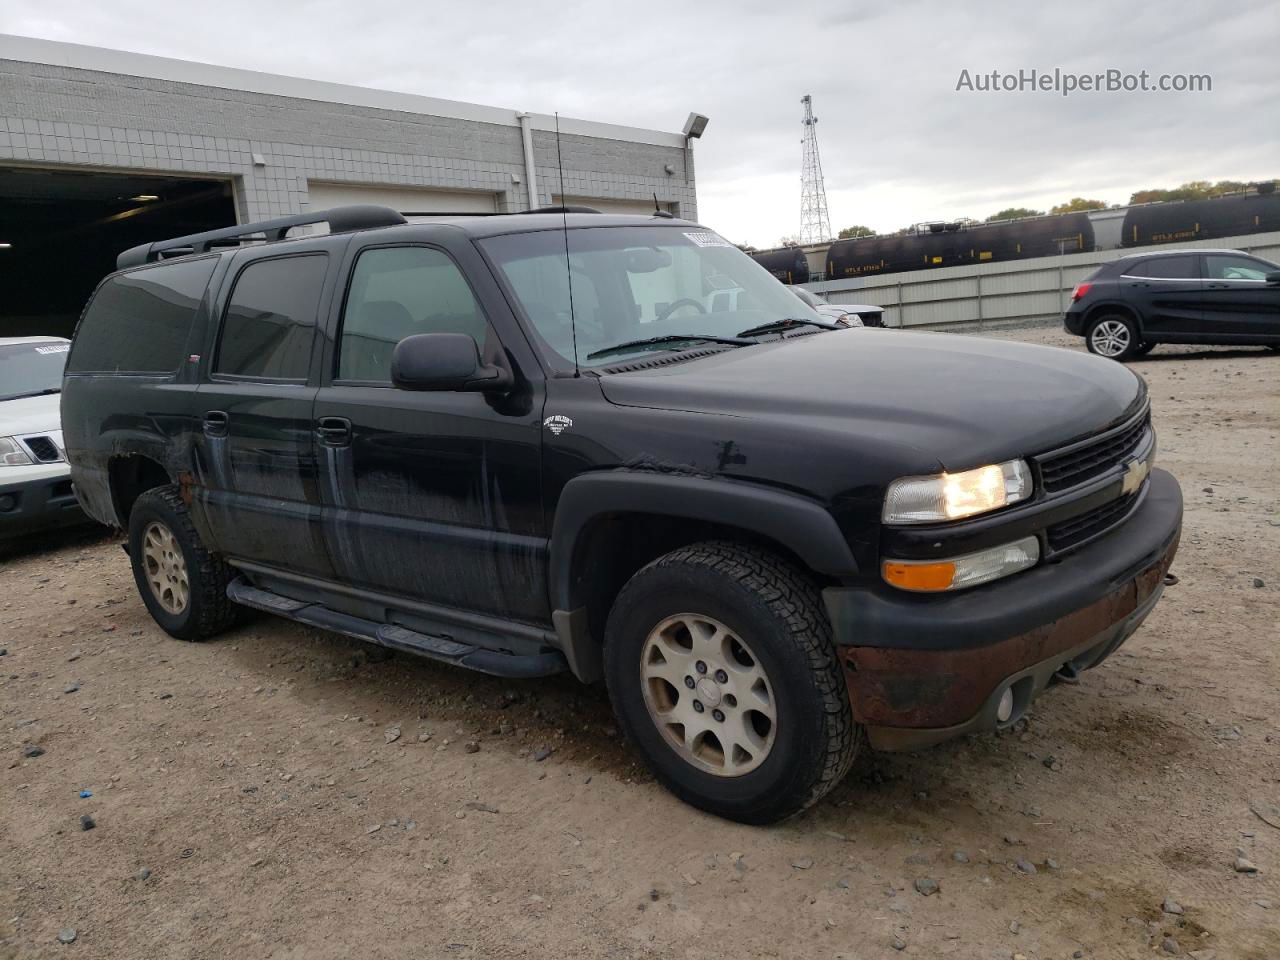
[{"left": 1037, "top": 412, "right": 1150, "bottom": 493}]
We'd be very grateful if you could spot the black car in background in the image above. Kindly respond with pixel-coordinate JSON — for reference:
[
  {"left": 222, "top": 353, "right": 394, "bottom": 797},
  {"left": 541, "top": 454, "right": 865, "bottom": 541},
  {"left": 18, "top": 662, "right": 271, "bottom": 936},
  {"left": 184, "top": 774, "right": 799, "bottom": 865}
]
[{"left": 1065, "top": 248, "right": 1280, "bottom": 361}]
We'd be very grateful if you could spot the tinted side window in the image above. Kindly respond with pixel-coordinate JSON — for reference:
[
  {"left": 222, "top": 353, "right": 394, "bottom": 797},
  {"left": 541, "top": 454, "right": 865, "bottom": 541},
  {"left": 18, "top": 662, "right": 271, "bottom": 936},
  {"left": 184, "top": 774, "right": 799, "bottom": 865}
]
[
  {"left": 1131, "top": 256, "right": 1197, "bottom": 279},
  {"left": 216, "top": 255, "right": 328, "bottom": 380},
  {"left": 1205, "top": 255, "right": 1271, "bottom": 281},
  {"left": 338, "top": 247, "right": 488, "bottom": 382},
  {"left": 68, "top": 257, "right": 216, "bottom": 374}
]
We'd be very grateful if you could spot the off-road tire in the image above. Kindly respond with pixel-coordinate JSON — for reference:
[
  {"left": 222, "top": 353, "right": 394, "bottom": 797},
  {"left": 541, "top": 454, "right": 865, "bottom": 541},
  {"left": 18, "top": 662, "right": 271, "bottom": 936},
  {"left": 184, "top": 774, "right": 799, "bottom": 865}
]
[
  {"left": 604, "top": 541, "right": 860, "bottom": 824},
  {"left": 127, "top": 485, "right": 239, "bottom": 641},
  {"left": 1085, "top": 314, "right": 1141, "bottom": 361}
]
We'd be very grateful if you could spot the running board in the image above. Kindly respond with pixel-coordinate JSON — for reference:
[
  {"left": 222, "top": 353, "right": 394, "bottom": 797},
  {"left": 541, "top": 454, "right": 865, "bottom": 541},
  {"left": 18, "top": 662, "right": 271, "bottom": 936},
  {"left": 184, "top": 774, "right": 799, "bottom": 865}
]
[{"left": 226, "top": 578, "right": 567, "bottom": 679}]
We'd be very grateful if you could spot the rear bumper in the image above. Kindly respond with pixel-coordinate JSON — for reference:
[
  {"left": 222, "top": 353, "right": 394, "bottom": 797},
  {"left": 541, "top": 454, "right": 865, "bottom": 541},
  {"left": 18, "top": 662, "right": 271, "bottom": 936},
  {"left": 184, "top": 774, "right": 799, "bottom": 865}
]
[
  {"left": 1063, "top": 308, "right": 1087, "bottom": 335},
  {"left": 823, "top": 468, "right": 1182, "bottom": 750},
  {"left": 0, "top": 465, "right": 87, "bottom": 539}
]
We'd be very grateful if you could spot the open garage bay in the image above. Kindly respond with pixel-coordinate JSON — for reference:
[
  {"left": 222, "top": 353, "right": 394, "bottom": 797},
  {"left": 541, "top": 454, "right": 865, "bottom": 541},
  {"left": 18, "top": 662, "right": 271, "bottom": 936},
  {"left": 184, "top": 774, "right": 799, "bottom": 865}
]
[{"left": 0, "top": 167, "right": 236, "bottom": 338}]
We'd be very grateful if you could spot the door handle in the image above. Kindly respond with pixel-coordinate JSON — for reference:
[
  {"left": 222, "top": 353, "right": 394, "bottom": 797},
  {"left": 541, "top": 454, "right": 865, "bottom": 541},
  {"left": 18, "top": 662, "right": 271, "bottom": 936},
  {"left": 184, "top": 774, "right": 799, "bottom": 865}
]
[
  {"left": 1207, "top": 283, "right": 1230, "bottom": 289},
  {"left": 315, "top": 416, "right": 352, "bottom": 446},
  {"left": 202, "top": 410, "right": 229, "bottom": 438}
]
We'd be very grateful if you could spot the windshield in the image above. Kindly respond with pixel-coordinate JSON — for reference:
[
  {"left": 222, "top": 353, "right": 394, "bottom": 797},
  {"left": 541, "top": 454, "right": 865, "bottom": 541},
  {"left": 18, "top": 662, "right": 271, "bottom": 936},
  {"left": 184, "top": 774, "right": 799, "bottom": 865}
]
[
  {"left": 0, "top": 341, "right": 69, "bottom": 402},
  {"left": 479, "top": 226, "right": 824, "bottom": 367}
]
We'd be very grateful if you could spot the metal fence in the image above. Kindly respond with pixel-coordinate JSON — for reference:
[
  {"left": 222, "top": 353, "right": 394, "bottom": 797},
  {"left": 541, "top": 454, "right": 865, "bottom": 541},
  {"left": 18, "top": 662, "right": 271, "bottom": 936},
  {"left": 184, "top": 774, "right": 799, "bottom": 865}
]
[{"left": 804, "top": 231, "right": 1280, "bottom": 330}]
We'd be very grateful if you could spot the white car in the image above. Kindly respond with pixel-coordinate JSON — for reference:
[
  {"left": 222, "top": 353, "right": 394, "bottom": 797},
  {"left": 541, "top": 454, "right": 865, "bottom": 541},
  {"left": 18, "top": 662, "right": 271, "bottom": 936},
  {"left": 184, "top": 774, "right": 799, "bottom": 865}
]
[
  {"left": 792, "top": 287, "right": 884, "bottom": 327},
  {"left": 0, "top": 336, "right": 87, "bottom": 539}
]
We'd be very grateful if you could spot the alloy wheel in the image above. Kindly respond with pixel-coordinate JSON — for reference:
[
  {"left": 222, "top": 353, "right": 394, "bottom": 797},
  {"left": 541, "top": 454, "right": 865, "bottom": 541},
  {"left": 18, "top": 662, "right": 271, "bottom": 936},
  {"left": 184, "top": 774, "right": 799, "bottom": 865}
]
[
  {"left": 639, "top": 614, "right": 777, "bottom": 776},
  {"left": 1090, "top": 319, "right": 1131, "bottom": 357},
  {"left": 141, "top": 521, "right": 189, "bottom": 615}
]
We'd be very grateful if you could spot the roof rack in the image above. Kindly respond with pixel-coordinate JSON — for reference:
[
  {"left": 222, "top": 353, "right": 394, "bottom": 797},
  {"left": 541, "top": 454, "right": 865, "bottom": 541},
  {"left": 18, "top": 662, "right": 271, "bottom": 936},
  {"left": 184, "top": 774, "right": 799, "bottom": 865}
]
[{"left": 115, "top": 204, "right": 407, "bottom": 269}]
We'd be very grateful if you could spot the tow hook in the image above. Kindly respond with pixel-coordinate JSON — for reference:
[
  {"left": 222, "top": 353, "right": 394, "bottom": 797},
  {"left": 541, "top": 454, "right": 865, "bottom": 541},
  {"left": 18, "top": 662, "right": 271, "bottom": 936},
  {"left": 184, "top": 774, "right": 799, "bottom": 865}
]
[{"left": 1052, "top": 661, "right": 1082, "bottom": 685}]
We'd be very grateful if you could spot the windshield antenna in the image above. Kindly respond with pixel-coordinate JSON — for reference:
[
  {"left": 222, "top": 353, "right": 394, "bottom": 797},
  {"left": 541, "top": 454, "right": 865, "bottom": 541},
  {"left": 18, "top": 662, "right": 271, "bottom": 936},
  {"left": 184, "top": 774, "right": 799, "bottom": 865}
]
[{"left": 554, "top": 112, "right": 580, "bottom": 377}]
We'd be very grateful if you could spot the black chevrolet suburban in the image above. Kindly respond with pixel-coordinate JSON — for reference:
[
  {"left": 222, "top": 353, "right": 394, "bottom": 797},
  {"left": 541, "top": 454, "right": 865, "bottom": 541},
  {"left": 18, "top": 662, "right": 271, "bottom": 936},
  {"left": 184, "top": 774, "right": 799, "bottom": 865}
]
[{"left": 63, "top": 206, "right": 1183, "bottom": 823}]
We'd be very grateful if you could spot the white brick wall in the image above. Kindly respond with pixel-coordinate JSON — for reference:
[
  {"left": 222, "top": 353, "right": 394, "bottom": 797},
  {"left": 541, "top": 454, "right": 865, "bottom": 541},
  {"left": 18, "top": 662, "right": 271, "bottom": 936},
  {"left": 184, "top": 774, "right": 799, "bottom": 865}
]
[{"left": 0, "top": 58, "right": 697, "bottom": 224}]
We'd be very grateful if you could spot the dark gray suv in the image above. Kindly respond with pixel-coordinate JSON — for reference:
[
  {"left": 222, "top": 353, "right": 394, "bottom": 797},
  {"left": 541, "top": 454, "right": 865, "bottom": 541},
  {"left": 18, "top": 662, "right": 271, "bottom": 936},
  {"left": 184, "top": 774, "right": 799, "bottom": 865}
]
[{"left": 1065, "top": 248, "right": 1280, "bottom": 360}]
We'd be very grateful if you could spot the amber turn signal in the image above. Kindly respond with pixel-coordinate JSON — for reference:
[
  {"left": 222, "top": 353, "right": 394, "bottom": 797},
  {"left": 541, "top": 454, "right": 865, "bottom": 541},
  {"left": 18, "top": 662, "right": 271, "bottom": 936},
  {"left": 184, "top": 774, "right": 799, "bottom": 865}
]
[{"left": 882, "top": 560, "right": 957, "bottom": 592}]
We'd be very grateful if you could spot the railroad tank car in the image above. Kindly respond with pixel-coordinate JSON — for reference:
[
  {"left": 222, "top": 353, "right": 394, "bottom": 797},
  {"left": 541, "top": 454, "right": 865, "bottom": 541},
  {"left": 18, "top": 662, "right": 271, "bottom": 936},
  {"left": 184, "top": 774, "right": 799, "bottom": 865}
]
[
  {"left": 749, "top": 246, "right": 810, "bottom": 284},
  {"left": 1121, "top": 192, "right": 1280, "bottom": 247}
]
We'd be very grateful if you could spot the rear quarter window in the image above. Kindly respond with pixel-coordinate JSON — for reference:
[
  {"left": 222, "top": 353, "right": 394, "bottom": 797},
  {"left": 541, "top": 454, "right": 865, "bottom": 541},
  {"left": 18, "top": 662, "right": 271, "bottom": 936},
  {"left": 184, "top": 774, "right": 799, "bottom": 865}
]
[{"left": 68, "top": 257, "right": 217, "bottom": 374}]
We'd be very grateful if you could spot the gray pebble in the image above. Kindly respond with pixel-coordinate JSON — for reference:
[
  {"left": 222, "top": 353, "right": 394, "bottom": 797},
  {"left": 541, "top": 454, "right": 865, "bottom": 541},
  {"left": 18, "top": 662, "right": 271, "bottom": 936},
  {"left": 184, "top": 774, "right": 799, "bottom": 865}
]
[
  {"left": 1045, "top": 858, "right": 1061, "bottom": 870},
  {"left": 1162, "top": 936, "right": 1181, "bottom": 955},
  {"left": 914, "top": 877, "right": 939, "bottom": 896},
  {"left": 464, "top": 741, "right": 480, "bottom": 754},
  {"left": 532, "top": 746, "right": 553, "bottom": 762},
  {"left": 1162, "top": 897, "right": 1184, "bottom": 915},
  {"left": 1015, "top": 860, "right": 1037, "bottom": 875},
  {"left": 1253, "top": 578, "right": 1265, "bottom": 588},
  {"left": 63, "top": 683, "right": 80, "bottom": 694},
  {"left": 1234, "top": 856, "right": 1259, "bottom": 874},
  {"left": 79, "top": 815, "right": 95, "bottom": 831},
  {"left": 136, "top": 868, "right": 151, "bottom": 880},
  {"left": 22, "top": 745, "right": 45, "bottom": 758},
  {"left": 57, "top": 928, "right": 77, "bottom": 944},
  {"left": 951, "top": 851, "right": 970, "bottom": 863},
  {"left": 791, "top": 857, "right": 814, "bottom": 870},
  {"left": 891, "top": 936, "right": 907, "bottom": 951}
]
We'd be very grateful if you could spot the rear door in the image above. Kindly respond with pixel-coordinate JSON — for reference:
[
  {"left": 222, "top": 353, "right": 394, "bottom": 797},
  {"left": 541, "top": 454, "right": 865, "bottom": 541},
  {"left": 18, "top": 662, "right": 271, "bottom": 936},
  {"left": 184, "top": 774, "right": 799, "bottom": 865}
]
[
  {"left": 1120, "top": 254, "right": 1202, "bottom": 339},
  {"left": 1195, "top": 253, "right": 1280, "bottom": 339},
  {"left": 192, "top": 241, "right": 342, "bottom": 579},
  {"left": 311, "top": 235, "right": 549, "bottom": 624}
]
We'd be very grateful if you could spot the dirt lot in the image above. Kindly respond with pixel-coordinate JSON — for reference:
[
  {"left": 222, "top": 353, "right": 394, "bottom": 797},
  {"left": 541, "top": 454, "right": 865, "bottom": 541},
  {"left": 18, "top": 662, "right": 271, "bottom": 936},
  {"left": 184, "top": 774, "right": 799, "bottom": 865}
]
[{"left": 2, "top": 327, "right": 1277, "bottom": 960}]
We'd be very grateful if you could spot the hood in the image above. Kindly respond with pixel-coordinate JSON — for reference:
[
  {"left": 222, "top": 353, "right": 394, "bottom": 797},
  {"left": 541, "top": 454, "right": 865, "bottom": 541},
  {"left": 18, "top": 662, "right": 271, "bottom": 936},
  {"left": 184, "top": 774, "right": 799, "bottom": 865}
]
[
  {"left": 0, "top": 392, "right": 63, "bottom": 436},
  {"left": 598, "top": 330, "right": 1145, "bottom": 471}
]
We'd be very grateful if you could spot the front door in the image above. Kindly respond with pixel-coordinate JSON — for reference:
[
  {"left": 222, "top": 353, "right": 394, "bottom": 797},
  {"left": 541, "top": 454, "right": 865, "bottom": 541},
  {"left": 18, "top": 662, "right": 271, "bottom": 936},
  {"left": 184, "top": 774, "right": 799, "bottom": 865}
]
[
  {"left": 1120, "top": 253, "right": 1202, "bottom": 339},
  {"left": 192, "top": 249, "right": 336, "bottom": 580},
  {"left": 312, "top": 242, "right": 548, "bottom": 624},
  {"left": 1194, "top": 253, "right": 1280, "bottom": 339}
]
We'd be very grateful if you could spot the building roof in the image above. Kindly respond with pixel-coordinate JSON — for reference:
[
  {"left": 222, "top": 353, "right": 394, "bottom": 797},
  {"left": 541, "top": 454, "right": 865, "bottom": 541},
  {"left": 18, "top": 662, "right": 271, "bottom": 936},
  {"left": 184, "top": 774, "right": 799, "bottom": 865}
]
[{"left": 0, "top": 33, "right": 688, "bottom": 149}]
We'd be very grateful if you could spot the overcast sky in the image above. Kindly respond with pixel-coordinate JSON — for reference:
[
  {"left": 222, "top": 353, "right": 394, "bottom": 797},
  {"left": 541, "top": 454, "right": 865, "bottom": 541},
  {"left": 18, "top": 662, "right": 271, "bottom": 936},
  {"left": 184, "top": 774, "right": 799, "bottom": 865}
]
[{"left": 3, "top": 0, "right": 1276, "bottom": 247}]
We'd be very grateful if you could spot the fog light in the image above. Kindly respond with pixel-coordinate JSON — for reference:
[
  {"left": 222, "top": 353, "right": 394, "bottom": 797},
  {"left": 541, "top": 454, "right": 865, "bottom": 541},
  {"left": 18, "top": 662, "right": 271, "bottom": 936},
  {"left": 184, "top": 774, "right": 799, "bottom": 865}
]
[
  {"left": 0, "top": 493, "right": 16, "bottom": 512},
  {"left": 996, "top": 687, "right": 1015, "bottom": 724}
]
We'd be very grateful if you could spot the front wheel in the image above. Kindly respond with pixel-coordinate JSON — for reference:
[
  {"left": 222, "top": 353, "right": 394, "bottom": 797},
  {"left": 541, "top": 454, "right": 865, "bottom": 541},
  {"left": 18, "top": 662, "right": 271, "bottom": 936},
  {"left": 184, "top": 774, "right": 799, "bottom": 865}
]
[
  {"left": 1086, "top": 314, "right": 1140, "bottom": 361},
  {"left": 604, "top": 542, "right": 860, "bottom": 824}
]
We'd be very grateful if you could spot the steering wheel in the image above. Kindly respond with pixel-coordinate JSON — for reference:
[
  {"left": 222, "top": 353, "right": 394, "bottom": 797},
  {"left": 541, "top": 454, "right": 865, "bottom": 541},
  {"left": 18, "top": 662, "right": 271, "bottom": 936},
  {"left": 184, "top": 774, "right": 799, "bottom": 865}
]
[{"left": 655, "top": 298, "right": 707, "bottom": 323}]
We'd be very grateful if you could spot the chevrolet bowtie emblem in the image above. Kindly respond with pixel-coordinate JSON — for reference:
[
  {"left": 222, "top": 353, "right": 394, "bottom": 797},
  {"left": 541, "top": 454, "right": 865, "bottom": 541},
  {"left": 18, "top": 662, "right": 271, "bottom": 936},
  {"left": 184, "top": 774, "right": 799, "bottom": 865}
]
[{"left": 1121, "top": 457, "right": 1150, "bottom": 496}]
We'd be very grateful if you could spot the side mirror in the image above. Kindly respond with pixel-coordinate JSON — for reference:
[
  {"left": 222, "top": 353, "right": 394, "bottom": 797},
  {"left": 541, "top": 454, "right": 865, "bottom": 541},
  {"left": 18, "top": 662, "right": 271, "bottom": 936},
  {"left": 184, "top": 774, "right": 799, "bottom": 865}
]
[
  {"left": 1266, "top": 271, "right": 1280, "bottom": 285},
  {"left": 390, "top": 333, "right": 512, "bottom": 393}
]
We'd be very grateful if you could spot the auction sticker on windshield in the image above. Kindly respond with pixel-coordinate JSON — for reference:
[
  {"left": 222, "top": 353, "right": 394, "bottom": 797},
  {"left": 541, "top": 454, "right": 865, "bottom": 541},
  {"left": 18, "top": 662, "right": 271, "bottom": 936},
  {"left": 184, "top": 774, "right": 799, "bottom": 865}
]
[{"left": 683, "top": 231, "right": 732, "bottom": 248}]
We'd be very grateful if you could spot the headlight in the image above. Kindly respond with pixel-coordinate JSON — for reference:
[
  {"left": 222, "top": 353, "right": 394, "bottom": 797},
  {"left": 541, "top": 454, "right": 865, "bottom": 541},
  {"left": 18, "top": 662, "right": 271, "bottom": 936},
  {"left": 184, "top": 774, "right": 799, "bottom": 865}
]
[
  {"left": 882, "top": 459, "right": 1032, "bottom": 524},
  {"left": 883, "top": 535, "right": 1041, "bottom": 592},
  {"left": 0, "top": 437, "right": 34, "bottom": 466}
]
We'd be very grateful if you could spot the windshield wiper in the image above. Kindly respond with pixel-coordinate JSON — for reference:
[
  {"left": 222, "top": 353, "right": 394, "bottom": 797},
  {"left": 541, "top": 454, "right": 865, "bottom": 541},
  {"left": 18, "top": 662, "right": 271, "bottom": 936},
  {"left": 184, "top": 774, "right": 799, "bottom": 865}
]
[
  {"left": 586, "top": 334, "right": 753, "bottom": 361},
  {"left": 735, "top": 317, "right": 841, "bottom": 338},
  {"left": 3, "top": 387, "right": 61, "bottom": 400}
]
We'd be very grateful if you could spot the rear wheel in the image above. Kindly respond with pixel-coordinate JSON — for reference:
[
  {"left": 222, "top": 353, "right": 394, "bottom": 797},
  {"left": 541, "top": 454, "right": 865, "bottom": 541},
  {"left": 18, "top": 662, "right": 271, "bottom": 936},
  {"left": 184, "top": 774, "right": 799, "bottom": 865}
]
[
  {"left": 127, "top": 485, "right": 239, "bottom": 641},
  {"left": 1086, "top": 314, "right": 1140, "bottom": 361},
  {"left": 604, "top": 542, "right": 859, "bottom": 824}
]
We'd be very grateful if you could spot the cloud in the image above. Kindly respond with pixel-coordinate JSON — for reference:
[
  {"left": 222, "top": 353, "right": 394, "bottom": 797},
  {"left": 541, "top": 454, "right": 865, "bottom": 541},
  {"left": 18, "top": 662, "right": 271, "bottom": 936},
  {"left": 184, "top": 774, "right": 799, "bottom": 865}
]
[{"left": 2, "top": 0, "right": 1275, "bottom": 246}]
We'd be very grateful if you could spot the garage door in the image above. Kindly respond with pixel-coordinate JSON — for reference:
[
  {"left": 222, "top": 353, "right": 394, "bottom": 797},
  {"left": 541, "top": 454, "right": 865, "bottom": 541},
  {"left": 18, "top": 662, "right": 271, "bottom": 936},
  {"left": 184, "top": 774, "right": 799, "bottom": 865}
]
[
  {"left": 307, "top": 181, "right": 498, "bottom": 218},
  {"left": 554, "top": 195, "right": 673, "bottom": 216}
]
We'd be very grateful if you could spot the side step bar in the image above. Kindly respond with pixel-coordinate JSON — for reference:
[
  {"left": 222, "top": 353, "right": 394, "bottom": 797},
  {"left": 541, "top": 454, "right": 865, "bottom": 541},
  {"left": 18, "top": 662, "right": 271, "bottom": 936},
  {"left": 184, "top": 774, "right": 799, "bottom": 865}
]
[{"left": 226, "top": 578, "right": 567, "bottom": 679}]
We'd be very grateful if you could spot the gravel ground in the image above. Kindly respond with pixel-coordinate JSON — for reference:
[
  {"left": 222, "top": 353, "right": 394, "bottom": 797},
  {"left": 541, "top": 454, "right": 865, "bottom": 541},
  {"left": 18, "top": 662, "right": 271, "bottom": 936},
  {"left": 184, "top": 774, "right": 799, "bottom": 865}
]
[{"left": 2, "top": 327, "right": 1277, "bottom": 960}]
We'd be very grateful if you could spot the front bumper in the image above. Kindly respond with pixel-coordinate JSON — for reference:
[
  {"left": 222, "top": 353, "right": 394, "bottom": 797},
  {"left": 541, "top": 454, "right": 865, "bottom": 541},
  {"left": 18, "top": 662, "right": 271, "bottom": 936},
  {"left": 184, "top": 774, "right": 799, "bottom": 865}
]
[
  {"left": 0, "top": 463, "right": 87, "bottom": 539},
  {"left": 823, "top": 468, "right": 1182, "bottom": 750}
]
